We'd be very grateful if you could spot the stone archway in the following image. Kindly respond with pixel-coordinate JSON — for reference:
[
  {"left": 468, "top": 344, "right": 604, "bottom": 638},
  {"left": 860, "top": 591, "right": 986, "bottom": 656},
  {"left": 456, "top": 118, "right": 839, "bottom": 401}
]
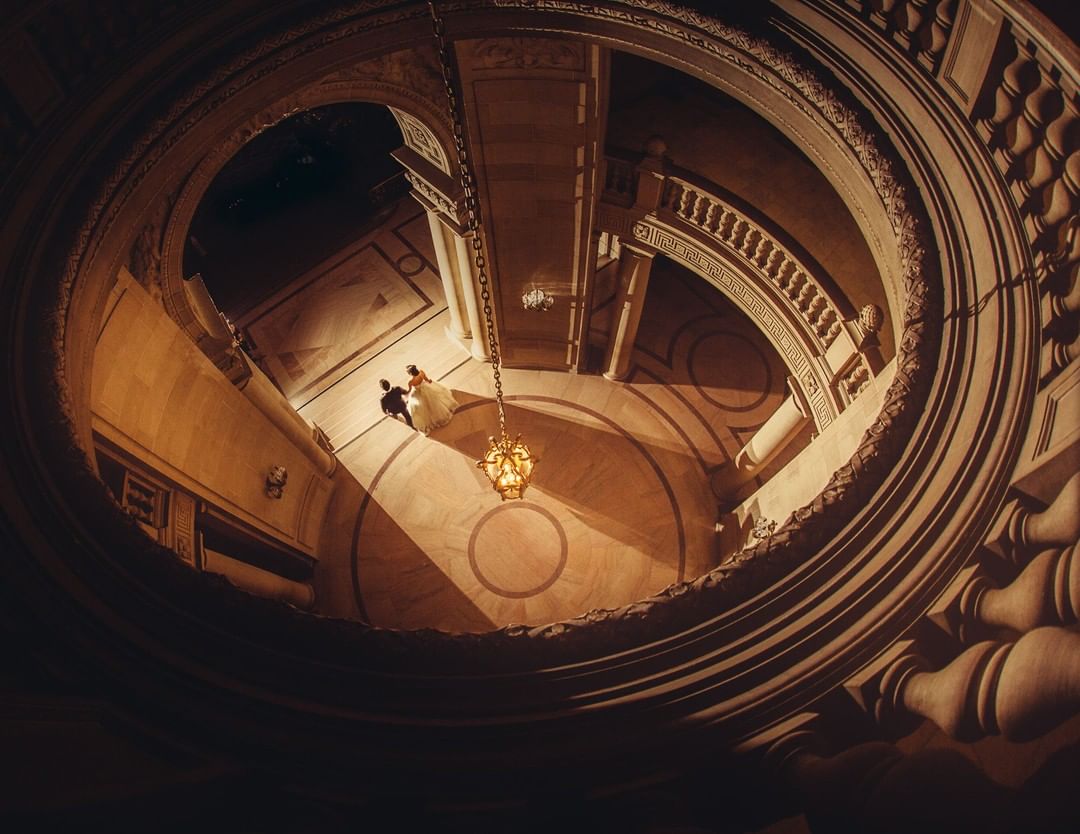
[{"left": 158, "top": 49, "right": 455, "bottom": 342}]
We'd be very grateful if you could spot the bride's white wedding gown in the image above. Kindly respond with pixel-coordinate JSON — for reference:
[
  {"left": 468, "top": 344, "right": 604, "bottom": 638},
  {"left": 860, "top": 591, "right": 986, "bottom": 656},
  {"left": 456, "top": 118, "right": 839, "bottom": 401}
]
[{"left": 406, "top": 372, "right": 459, "bottom": 434}]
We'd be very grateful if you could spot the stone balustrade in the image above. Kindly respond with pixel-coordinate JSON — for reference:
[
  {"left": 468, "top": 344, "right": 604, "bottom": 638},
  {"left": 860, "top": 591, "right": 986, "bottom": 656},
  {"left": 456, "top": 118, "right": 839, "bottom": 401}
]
[
  {"left": 836, "top": 0, "right": 1080, "bottom": 390},
  {"left": 847, "top": 0, "right": 958, "bottom": 73},
  {"left": 658, "top": 176, "right": 847, "bottom": 350},
  {"left": 599, "top": 150, "right": 883, "bottom": 427},
  {"left": 855, "top": 470, "right": 1080, "bottom": 747}
]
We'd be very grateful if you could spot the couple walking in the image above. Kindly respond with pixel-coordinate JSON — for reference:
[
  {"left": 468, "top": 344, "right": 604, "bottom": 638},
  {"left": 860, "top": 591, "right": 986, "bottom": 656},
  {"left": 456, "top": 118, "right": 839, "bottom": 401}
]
[{"left": 379, "top": 364, "right": 459, "bottom": 435}]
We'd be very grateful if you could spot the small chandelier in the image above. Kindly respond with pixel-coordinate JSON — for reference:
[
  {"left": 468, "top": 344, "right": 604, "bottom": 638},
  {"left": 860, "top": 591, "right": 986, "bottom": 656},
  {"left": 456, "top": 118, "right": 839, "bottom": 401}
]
[
  {"left": 477, "top": 434, "right": 538, "bottom": 501},
  {"left": 521, "top": 285, "right": 554, "bottom": 312},
  {"left": 430, "top": 0, "right": 537, "bottom": 500}
]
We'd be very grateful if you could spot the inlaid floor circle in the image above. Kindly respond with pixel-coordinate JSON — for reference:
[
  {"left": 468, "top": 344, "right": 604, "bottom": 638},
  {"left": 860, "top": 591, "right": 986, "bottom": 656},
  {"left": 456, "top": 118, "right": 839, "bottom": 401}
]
[
  {"left": 468, "top": 503, "right": 568, "bottom": 598},
  {"left": 396, "top": 252, "right": 424, "bottom": 276},
  {"left": 688, "top": 331, "right": 772, "bottom": 411},
  {"left": 350, "top": 392, "right": 712, "bottom": 633}
]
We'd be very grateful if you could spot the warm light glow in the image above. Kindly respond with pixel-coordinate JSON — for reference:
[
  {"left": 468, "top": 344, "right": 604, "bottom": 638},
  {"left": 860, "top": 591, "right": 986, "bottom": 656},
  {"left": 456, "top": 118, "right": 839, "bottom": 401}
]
[
  {"left": 477, "top": 434, "right": 538, "bottom": 501},
  {"left": 521, "top": 286, "right": 554, "bottom": 312}
]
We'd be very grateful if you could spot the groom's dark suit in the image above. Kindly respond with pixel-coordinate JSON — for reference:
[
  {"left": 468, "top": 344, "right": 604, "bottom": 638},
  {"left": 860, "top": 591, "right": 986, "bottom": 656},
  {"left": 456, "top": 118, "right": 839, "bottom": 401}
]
[{"left": 380, "top": 385, "right": 413, "bottom": 427}]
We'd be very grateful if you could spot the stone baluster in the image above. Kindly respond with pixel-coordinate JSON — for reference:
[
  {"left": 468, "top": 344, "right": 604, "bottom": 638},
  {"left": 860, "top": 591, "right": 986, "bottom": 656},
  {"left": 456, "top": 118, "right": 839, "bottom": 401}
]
[
  {"left": 981, "top": 44, "right": 1040, "bottom": 151},
  {"left": 987, "top": 471, "right": 1080, "bottom": 561},
  {"left": 1005, "top": 70, "right": 1063, "bottom": 192},
  {"left": 868, "top": 0, "right": 899, "bottom": 32},
  {"left": 1048, "top": 256, "right": 1080, "bottom": 322},
  {"left": 1031, "top": 149, "right": 1079, "bottom": 247},
  {"left": 891, "top": 0, "right": 926, "bottom": 51},
  {"left": 961, "top": 542, "right": 1079, "bottom": 634},
  {"left": 916, "top": 0, "right": 954, "bottom": 71},
  {"left": 602, "top": 244, "right": 655, "bottom": 381},
  {"left": 1022, "top": 107, "right": 1077, "bottom": 202},
  {"left": 721, "top": 208, "right": 738, "bottom": 240},
  {"left": 879, "top": 627, "right": 1080, "bottom": 742},
  {"left": 1048, "top": 331, "right": 1080, "bottom": 375}
]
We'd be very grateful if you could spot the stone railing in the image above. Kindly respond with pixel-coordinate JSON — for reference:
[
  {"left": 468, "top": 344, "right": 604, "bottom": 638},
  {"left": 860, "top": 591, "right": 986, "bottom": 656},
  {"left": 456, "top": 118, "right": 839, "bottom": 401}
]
[
  {"left": 658, "top": 175, "right": 847, "bottom": 349},
  {"left": 599, "top": 150, "right": 884, "bottom": 427},
  {"left": 970, "top": 13, "right": 1077, "bottom": 388},
  {"left": 845, "top": 0, "right": 958, "bottom": 73},
  {"left": 831, "top": 0, "right": 1080, "bottom": 391}
]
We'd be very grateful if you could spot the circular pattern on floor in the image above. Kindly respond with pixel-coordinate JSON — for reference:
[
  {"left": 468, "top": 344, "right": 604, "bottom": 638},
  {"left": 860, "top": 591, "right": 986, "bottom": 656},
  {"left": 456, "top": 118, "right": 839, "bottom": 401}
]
[
  {"left": 468, "top": 503, "right": 568, "bottom": 597},
  {"left": 351, "top": 394, "right": 710, "bottom": 633},
  {"left": 688, "top": 331, "right": 772, "bottom": 411},
  {"left": 396, "top": 253, "right": 424, "bottom": 276}
]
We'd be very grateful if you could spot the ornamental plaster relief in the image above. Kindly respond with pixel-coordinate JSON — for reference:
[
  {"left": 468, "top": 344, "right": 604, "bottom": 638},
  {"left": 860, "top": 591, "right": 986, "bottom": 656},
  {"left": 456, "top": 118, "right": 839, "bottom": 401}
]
[{"left": 470, "top": 36, "right": 587, "bottom": 70}]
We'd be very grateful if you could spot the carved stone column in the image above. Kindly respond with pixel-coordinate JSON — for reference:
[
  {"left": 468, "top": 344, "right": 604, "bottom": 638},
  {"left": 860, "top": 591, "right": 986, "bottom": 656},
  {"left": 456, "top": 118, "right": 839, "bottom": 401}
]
[
  {"left": 602, "top": 244, "right": 654, "bottom": 380},
  {"left": 711, "top": 379, "right": 811, "bottom": 499},
  {"left": 453, "top": 230, "right": 491, "bottom": 361},
  {"left": 424, "top": 209, "right": 469, "bottom": 341}
]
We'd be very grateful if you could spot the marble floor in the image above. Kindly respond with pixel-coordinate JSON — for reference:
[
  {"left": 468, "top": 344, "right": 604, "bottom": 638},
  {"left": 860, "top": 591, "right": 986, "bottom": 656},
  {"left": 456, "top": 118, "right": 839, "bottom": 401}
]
[
  {"left": 258, "top": 202, "right": 795, "bottom": 632},
  {"left": 238, "top": 199, "right": 444, "bottom": 406}
]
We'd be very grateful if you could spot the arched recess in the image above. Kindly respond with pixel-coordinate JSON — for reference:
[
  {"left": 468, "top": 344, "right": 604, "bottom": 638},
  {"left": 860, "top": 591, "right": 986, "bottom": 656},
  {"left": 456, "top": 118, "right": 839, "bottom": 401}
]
[{"left": 159, "top": 70, "right": 455, "bottom": 342}]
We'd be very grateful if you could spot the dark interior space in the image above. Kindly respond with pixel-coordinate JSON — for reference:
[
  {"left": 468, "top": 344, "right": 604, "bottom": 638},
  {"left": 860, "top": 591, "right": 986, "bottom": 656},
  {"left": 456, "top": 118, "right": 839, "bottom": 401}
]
[{"left": 184, "top": 102, "right": 407, "bottom": 318}]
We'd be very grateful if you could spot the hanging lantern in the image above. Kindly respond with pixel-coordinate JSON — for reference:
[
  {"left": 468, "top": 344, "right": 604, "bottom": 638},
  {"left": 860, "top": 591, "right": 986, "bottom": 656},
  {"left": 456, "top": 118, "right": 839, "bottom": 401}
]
[{"left": 477, "top": 434, "right": 538, "bottom": 501}]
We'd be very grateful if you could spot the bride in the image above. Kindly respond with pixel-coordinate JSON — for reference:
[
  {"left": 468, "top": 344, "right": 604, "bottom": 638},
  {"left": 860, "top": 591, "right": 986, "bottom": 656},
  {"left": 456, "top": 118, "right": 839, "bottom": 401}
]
[{"left": 405, "top": 364, "right": 459, "bottom": 435}]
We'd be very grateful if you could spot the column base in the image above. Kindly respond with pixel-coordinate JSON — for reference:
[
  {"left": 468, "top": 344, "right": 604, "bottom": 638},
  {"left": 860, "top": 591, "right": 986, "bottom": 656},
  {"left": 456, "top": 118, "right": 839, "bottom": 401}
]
[{"left": 443, "top": 324, "right": 472, "bottom": 354}]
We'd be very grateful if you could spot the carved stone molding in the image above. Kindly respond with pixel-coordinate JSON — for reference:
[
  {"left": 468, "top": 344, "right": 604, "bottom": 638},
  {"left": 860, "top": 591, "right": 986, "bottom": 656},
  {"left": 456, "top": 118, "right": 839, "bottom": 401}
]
[{"left": 469, "top": 36, "right": 587, "bottom": 70}]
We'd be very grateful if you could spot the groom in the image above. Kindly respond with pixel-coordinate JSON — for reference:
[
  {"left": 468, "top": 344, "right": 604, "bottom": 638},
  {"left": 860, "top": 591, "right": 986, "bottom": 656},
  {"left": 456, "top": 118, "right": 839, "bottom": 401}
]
[{"left": 379, "top": 379, "right": 413, "bottom": 428}]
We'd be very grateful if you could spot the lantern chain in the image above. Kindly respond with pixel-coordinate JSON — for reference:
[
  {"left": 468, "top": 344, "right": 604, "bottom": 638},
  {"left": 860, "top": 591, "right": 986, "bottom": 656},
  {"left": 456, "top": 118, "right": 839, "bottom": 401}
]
[{"left": 429, "top": 0, "right": 506, "bottom": 437}]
